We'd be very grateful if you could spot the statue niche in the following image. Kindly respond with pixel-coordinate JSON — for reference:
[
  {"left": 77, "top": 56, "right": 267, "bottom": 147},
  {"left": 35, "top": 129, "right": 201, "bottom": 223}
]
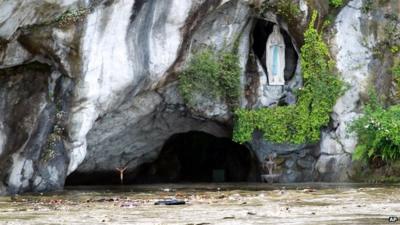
[{"left": 266, "top": 25, "right": 285, "bottom": 86}]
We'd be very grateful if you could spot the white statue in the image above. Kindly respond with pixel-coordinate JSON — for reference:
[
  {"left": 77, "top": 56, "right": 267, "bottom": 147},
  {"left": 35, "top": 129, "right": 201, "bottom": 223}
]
[{"left": 266, "top": 25, "right": 285, "bottom": 86}]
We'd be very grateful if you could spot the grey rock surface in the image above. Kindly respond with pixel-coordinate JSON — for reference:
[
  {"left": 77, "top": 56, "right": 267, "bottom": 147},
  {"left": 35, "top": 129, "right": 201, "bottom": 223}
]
[
  {"left": 0, "top": 0, "right": 255, "bottom": 194},
  {"left": 0, "top": 0, "right": 83, "bottom": 39},
  {"left": 317, "top": 0, "right": 398, "bottom": 181},
  {"left": 0, "top": 64, "right": 71, "bottom": 193}
]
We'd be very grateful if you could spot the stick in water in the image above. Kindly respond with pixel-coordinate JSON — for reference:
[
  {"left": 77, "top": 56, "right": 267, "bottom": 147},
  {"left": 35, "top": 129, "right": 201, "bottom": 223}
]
[{"left": 116, "top": 167, "right": 127, "bottom": 185}]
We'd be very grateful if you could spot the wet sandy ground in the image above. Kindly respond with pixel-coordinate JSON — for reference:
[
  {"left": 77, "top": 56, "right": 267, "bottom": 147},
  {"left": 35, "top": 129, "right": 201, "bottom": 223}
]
[{"left": 0, "top": 183, "right": 399, "bottom": 225}]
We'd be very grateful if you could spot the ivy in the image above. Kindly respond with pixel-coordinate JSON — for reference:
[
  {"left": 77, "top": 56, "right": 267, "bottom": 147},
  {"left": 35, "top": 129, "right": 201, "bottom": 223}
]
[
  {"left": 179, "top": 48, "right": 241, "bottom": 109},
  {"left": 301, "top": 12, "right": 332, "bottom": 80},
  {"left": 233, "top": 11, "right": 344, "bottom": 144}
]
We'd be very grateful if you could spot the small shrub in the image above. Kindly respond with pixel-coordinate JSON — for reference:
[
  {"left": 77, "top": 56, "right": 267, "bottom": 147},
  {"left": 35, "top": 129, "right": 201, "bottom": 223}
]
[
  {"left": 329, "top": 0, "right": 344, "bottom": 8},
  {"left": 219, "top": 51, "right": 242, "bottom": 106},
  {"left": 350, "top": 91, "right": 400, "bottom": 162},
  {"left": 179, "top": 48, "right": 241, "bottom": 108}
]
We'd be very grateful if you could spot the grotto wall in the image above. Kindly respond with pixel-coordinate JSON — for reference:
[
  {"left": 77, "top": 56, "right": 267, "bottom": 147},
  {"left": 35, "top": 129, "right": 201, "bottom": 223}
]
[
  {"left": 0, "top": 0, "right": 398, "bottom": 194},
  {"left": 316, "top": 0, "right": 400, "bottom": 181},
  {"left": 0, "top": 0, "right": 255, "bottom": 194}
]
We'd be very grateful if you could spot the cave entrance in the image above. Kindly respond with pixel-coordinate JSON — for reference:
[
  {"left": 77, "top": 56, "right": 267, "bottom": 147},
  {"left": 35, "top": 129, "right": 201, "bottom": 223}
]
[
  {"left": 133, "top": 131, "right": 260, "bottom": 183},
  {"left": 65, "top": 131, "right": 260, "bottom": 186},
  {"left": 252, "top": 19, "right": 298, "bottom": 81}
]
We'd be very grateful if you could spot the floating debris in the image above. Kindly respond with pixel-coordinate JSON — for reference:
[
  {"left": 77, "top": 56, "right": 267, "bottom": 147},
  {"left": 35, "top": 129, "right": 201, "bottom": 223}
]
[{"left": 154, "top": 199, "right": 186, "bottom": 205}]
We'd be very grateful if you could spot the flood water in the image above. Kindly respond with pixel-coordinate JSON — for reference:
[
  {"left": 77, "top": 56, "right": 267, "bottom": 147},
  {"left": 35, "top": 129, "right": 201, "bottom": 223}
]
[{"left": 0, "top": 183, "right": 399, "bottom": 225}]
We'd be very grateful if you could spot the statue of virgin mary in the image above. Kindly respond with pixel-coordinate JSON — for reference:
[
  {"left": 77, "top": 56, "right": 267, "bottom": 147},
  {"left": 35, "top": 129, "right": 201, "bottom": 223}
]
[{"left": 266, "top": 25, "right": 285, "bottom": 85}]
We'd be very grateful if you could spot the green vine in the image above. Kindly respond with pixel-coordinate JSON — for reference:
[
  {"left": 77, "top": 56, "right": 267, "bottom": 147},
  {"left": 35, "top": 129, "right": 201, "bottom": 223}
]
[{"left": 233, "top": 11, "right": 344, "bottom": 144}]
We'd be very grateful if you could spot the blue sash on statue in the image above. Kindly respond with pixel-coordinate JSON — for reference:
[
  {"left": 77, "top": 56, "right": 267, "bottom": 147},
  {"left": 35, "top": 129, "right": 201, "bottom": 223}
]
[{"left": 272, "top": 45, "right": 279, "bottom": 76}]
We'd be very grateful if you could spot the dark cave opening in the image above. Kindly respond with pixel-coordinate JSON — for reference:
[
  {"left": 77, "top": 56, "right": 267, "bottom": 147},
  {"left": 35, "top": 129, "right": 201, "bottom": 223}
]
[
  {"left": 133, "top": 131, "right": 260, "bottom": 183},
  {"left": 252, "top": 19, "right": 299, "bottom": 81},
  {"left": 65, "top": 131, "right": 260, "bottom": 185}
]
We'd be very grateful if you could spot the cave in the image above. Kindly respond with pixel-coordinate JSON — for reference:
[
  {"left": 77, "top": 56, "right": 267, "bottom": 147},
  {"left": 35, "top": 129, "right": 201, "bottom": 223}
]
[
  {"left": 252, "top": 19, "right": 299, "bottom": 81},
  {"left": 133, "top": 131, "right": 260, "bottom": 183},
  {"left": 66, "top": 131, "right": 260, "bottom": 185}
]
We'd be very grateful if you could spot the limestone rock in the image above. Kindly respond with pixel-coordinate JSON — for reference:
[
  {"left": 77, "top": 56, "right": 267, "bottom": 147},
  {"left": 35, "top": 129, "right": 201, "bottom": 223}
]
[
  {"left": 0, "top": 64, "right": 70, "bottom": 193},
  {"left": 1, "top": 0, "right": 253, "bottom": 194},
  {"left": 315, "top": 154, "right": 352, "bottom": 182},
  {"left": 297, "top": 156, "right": 315, "bottom": 169},
  {"left": 0, "top": 40, "right": 32, "bottom": 69},
  {"left": 319, "top": 133, "right": 344, "bottom": 155},
  {"left": 317, "top": 0, "right": 398, "bottom": 181},
  {"left": 0, "top": 0, "right": 82, "bottom": 40},
  {"left": 318, "top": 0, "right": 368, "bottom": 181},
  {"left": 280, "top": 168, "right": 302, "bottom": 183}
]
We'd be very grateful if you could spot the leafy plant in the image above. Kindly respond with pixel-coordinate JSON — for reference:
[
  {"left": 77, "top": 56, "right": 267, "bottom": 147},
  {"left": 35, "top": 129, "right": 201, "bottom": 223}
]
[
  {"left": 329, "top": 0, "right": 344, "bottom": 8},
  {"left": 233, "top": 11, "right": 344, "bottom": 144},
  {"left": 179, "top": 48, "right": 241, "bottom": 108},
  {"left": 350, "top": 91, "right": 400, "bottom": 162},
  {"left": 218, "top": 51, "right": 242, "bottom": 106}
]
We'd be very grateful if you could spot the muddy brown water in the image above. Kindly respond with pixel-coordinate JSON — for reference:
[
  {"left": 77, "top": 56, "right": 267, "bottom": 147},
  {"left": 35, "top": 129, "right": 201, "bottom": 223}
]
[{"left": 0, "top": 183, "right": 399, "bottom": 225}]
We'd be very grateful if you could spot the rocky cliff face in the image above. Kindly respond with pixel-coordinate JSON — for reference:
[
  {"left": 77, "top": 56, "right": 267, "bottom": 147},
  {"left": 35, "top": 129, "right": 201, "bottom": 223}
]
[{"left": 0, "top": 0, "right": 398, "bottom": 194}]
